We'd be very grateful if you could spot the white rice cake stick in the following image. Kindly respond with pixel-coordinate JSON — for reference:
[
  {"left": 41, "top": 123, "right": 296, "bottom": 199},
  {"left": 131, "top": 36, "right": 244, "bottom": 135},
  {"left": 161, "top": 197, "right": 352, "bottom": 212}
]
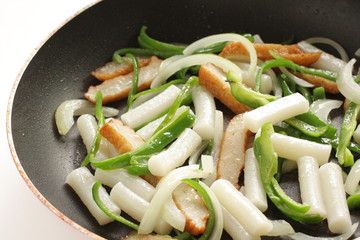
[
  {"left": 353, "top": 124, "right": 360, "bottom": 145},
  {"left": 66, "top": 167, "right": 120, "bottom": 225},
  {"left": 243, "top": 93, "right": 309, "bottom": 133},
  {"left": 121, "top": 85, "right": 181, "bottom": 129},
  {"left": 297, "top": 156, "right": 326, "bottom": 217},
  {"left": 222, "top": 206, "right": 260, "bottom": 240},
  {"left": 271, "top": 132, "right": 331, "bottom": 166},
  {"left": 94, "top": 168, "right": 155, "bottom": 201},
  {"left": 210, "top": 179, "right": 273, "bottom": 236},
  {"left": 110, "top": 182, "right": 172, "bottom": 235},
  {"left": 319, "top": 162, "right": 352, "bottom": 234},
  {"left": 136, "top": 106, "right": 188, "bottom": 141},
  {"left": 244, "top": 148, "right": 268, "bottom": 212},
  {"left": 77, "top": 114, "right": 118, "bottom": 161},
  {"left": 192, "top": 85, "right": 216, "bottom": 140},
  {"left": 148, "top": 128, "right": 202, "bottom": 176}
]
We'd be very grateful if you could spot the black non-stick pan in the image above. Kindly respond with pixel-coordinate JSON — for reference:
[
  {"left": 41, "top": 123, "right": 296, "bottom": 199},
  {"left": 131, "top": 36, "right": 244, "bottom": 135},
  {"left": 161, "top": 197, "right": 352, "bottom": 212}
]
[{"left": 7, "top": 0, "right": 360, "bottom": 239}]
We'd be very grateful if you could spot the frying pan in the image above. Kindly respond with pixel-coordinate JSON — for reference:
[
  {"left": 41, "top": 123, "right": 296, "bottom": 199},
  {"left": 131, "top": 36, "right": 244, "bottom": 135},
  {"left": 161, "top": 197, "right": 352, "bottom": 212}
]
[{"left": 7, "top": 0, "right": 360, "bottom": 239}]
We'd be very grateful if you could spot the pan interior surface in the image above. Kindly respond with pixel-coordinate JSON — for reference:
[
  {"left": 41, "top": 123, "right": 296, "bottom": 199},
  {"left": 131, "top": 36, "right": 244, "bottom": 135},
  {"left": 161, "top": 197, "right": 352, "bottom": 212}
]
[{"left": 10, "top": 0, "right": 360, "bottom": 239}]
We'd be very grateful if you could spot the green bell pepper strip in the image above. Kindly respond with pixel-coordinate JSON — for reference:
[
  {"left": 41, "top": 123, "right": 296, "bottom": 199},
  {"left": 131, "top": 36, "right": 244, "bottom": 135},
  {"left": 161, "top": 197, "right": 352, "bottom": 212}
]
[
  {"left": 284, "top": 117, "right": 328, "bottom": 137},
  {"left": 347, "top": 193, "right": 360, "bottom": 210},
  {"left": 182, "top": 179, "right": 215, "bottom": 240},
  {"left": 81, "top": 91, "right": 105, "bottom": 167},
  {"left": 91, "top": 107, "right": 195, "bottom": 170},
  {"left": 296, "top": 85, "right": 313, "bottom": 104},
  {"left": 154, "top": 76, "right": 199, "bottom": 134},
  {"left": 112, "top": 48, "right": 181, "bottom": 64},
  {"left": 253, "top": 122, "right": 278, "bottom": 185},
  {"left": 227, "top": 71, "right": 277, "bottom": 109},
  {"left": 128, "top": 79, "right": 187, "bottom": 104},
  {"left": 254, "top": 122, "right": 324, "bottom": 224},
  {"left": 126, "top": 155, "right": 152, "bottom": 176},
  {"left": 295, "top": 111, "right": 337, "bottom": 139},
  {"left": 125, "top": 53, "right": 139, "bottom": 111},
  {"left": 256, "top": 53, "right": 337, "bottom": 93},
  {"left": 336, "top": 101, "right": 360, "bottom": 167},
  {"left": 264, "top": 182, "right": 324, "bottom": 224},
  {"left": 92, "top": 182, "right": 140, "bottom": 230},
  {"left": 193, "top": 41, "right": 228, "bottom": 54},
  {"left": 138, "top": 26, "right": 185, "bottom": 53},
  {"left": 270, "top": 178, "right": 310, "bottom": 213},
  {"left": 278, "top": 74, "right": 294, "bottom": 97},
  {"left": 312, "top": 87, "right": 326, "bottom": 101}
]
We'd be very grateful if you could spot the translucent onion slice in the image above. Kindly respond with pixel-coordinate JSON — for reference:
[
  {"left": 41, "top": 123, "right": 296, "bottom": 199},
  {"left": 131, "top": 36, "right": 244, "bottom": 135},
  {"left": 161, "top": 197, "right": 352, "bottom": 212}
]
[
  {"left": 55, "top": 99, "right": 119, "bottom": 135},
  {"left": 267, "top": 220, "right": 295, "bottom": 236},
  {"left": 309, "top": 99, "right": 343, "bottom": 123},
  {"left": 353, "top": 124, "right": 360, "bottom": 145},
  {"left": 304, "top": 37, "right": 349, "bottom": 62},
  {"left": 150, "top": 54, "right": 243, "bottom": 88},
  {"left": 297, "top": 40, "right": 346, "bottom": 73},
  {"left": 344, "top": 159, "right": 360, "bottom": 195},
  {"left": 289, "top": 222, "right": 358, "bottom": 240},
  {"left": 182, "top": 33, "right": 257, "bottom": 85},
  {"left": 279, "top": 66, "right": 314, "bottom": 88},
  {"left": 138, "top": 157, "right": 213, "bottom": 234},
  {"left": 337, "top": 59, "right": 360, "bottom": 104}
]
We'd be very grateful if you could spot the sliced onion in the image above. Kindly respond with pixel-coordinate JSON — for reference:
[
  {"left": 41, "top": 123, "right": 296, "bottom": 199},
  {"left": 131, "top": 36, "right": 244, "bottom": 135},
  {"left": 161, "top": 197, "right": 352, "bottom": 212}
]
[
  {"left": 344, "top": 159, "right": 360, "bottom": 195},
  {"left": 182, "top": 33, "right": 257, "bottom": 83},
  {"left": 55, "top": 99, "right": 119, "bottom": 135},
  {"left": 309, "top": 99, "right": 343, "bottom": 123},
  {"left": 150, "top": 54, "right": 243, "bottom": 88},
  {"left": 138, "top": 157, "right": 213, "bottom": 234},
  {"left": 304, "top": 37, "right": 349, "bottom": 62},
  {"left": 337, "top": 59, "right": 360, "bottom": 104},
  {"left": 253, "top": 34, "right": 264, "bottom": 44},
  {"left": 279, "top": 66, "right": 315, "bottom": 87},
  {"left": 289, "top": 222, "right": 358, "bottom": 240},
  {"left": 297, "top": 41, "right": 346, "bottom": 73},
  {"left": 267, "top": 220, "right": 295, "bottom": 236}
]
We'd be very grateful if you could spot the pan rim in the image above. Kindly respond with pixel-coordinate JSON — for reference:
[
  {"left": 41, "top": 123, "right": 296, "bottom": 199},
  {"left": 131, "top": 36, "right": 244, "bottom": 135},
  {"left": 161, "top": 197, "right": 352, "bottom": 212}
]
[{"left": 5, "top": 1, "right": 104, "bottom": 239}]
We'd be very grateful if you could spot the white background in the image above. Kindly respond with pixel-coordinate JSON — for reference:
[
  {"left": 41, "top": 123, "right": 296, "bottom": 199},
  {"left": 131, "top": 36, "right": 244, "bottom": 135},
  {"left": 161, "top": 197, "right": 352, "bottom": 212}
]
[{"left": 0, "top": 0, "right": 98, "bottom": 239}]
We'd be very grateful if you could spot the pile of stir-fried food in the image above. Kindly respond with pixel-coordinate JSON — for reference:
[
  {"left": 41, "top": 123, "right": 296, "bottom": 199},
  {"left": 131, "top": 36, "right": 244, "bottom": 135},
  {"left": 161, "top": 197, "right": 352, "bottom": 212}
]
[{"left": 55, "top": 26, "right": 360, "bottom": 239}]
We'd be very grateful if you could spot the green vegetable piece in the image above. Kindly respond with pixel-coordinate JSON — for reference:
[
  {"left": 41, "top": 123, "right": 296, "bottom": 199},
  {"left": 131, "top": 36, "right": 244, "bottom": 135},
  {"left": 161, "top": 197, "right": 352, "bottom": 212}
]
[
  {"left": 296, "top": 111, "right": 337, "bottom": 139},
  {"left": 227, "top": 71, "right": 276, "bottom": 109},
  {"left": 112, "top": 48, "right": 181, "bottom": 64},
  {"left": 347, "top": 193, "right": 360, "bottom": 210},
  {"left": 278, "top": 74, "right": 294, "bottom": 96},
  {"left": 138, "top": 26, "right": 185, "bottom": 53},
  {"left": 265, "top": 182, "right": 324, "bottom": 224},
  {"left": 129, "top": 79, "right": 187, "bottom": 104},
  {"left": 336, "top": 101, "right": 360, "bottom": 166},
  {"left": 92, "top": 182, "right": 139, "bottom": 230},
  {"left": 127, "top": 155, "right": 151, "bottom": 175},
  {"left": 253, "top": 122, "right": 278, "bottom": 185},
  {"left": 256, "top": 53, "right": 337, "bottom": 92},
  {"left": 312, "top": 87, "right": 326, "bottom": 101},
  {"left": 193, "top": 41, "right": 228, "bottom": 54},
  {"left": 296, "top": 85, "right": 313, "bottom": 104},
  {"left": 125, "top": 53, "right": 139, "bottom": 111},
  {"left": 91, "top": 107, "right": 195, "bottom": 170},
  {"left": 284, "top": 117, "right": 328, "bottom": 137},
  {"left": 81, "top": 91, "right": 105, "bottom": 167},
  {"left": 270, "top": 178, "right": 310, "bottom": 213},
  {"left": 182, "top": 179, "right": 215, "bottom": 240},
  {"left": 154, "top": 76, "right": 199, "bottom": 134}
]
